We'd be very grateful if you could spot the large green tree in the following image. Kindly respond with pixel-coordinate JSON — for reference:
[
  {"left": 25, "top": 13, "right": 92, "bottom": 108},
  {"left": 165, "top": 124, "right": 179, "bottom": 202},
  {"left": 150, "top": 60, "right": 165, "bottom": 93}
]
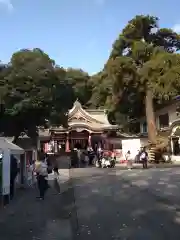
[
  {"left": 66, "top": 68, "right": 92, "bottom": 107},
  {"left": 89, "top": 69, "right": 143, "bottom": 129},
  {"left": 105, "top": 15, "right": 180, "bottom": 143},
  {"left": 88, "top": 72, "right": 113, "bottom": 109},
  {"left": 0, "top": 49, "right": 74, "bottom": 143}
]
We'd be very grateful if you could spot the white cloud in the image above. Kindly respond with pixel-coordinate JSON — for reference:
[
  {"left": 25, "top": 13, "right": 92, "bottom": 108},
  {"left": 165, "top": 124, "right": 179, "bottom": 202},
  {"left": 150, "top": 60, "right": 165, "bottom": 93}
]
[
  {"left": 0, "top": 0, "right": 13, "bottom": 12},
  {"left": 172, "top": 23, "right": 180, "bottom": 33}
]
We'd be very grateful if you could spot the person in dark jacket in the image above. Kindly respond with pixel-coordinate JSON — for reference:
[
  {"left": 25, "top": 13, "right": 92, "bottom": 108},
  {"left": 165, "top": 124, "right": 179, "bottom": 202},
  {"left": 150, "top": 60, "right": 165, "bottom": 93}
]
[
  {"left": 10, "top": 155, "right": 19, "bottom": 199},
  {"left": 140, "top": 147, "right": 148, "bottom": 169},
  {"left": 45, "top": 154, "right": 53, "bottom": 174},
  {"left": 53, "top": 159, "right": 59, "bottom": 175},
  {"left": 71, "top": 149, "right": 79, "bottom": 167},
  {"left": 88, "top": 147, "right": 94, "bottom": 165}
]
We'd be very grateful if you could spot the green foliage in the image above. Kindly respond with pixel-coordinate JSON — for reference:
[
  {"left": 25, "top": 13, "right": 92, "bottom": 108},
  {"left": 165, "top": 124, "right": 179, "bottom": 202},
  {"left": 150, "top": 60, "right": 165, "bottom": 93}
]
[
  {"left": 88, "top": 72, "right": 113, "bottom": 109},
  {"left": 66, "top": 68, "right": 92, "bottom": 107},
  {"left": 139, "top": 52, "right": 180, "bottom": 99},
  {"left": 1, "top": 14, "right": 180, "bottom": 143},
  {"left": 102, "top": 15, "right": 180, "bottom": 129},
  {"left": 0, "top": 49, "right": 75, "bottom": 140}
]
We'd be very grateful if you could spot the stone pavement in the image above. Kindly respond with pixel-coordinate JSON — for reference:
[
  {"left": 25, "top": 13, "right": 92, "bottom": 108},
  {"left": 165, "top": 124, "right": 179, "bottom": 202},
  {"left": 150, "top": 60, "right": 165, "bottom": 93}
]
[
  {"left": 3, "top": 154, "right": 180, "bottom": 240},
  {"left": 0, "top": 181, "right": 74, "bottom": 240},
  {"left": 48, "top": 169, "right": 70, "bottom": 193},
  {"left": 70, "top": 167, "right": 180, "bottom": 240},
  {"left": 116, "top": 162, "right": 180, "bottom": 169},
  {"left": 0, "top": 155, "right": 73, "bottom": 240}
]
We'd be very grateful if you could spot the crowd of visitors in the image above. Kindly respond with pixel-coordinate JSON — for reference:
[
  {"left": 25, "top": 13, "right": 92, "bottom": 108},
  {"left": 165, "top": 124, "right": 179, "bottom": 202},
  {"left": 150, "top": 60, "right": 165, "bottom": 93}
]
[
  {"left": 3, "top": 144, "right": 149, "bottom": 205},
  {"left": 25, "top": 145, "right": 149, "bottom": 200},
  {"left": 70, "top": 144, "right": 149, "bottom": 170},
  {"left": 70, "top": 144, "right": 116, "bottom": 168}
]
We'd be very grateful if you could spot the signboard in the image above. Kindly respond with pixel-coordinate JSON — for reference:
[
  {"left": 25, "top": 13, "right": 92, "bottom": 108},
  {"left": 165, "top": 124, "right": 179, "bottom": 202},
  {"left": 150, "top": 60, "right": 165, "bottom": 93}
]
[
  {"left": 1, "top": 149, "right": 10, "bottom": 195},
  {"left": 122, "top": 139, "right": 141, "bottom": 159}
]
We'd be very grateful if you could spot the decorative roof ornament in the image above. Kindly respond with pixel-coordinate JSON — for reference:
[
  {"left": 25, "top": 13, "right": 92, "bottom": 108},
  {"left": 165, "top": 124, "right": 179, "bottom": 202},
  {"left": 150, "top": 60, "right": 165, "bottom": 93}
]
[{"left": 74, "top": 99, "right": 81, "bottom": 108}]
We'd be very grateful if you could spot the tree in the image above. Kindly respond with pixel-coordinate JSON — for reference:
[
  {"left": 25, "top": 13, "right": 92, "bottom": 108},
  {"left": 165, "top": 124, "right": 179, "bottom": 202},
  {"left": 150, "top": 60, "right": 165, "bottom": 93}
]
[
  {"left": 105, "top": 15, "right": 180, "bottom": 144},
  {"left": 66, "top": 68, "right": 92, "bottom": 107},
  {"left": 89, "top": 68, "right": 143, "bottom": 129},
  {"left": 88, "top": 72, "right": 112, "bottom": 109},
  {"left": 0, "top": 49, "right": 74, "bottom": 143}
]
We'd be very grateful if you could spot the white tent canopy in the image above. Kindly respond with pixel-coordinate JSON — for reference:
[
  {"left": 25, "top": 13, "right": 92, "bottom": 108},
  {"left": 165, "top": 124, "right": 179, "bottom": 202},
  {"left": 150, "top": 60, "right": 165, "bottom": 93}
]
[{"left": 0, "top": 137, "right": 24, "bottom": 155}]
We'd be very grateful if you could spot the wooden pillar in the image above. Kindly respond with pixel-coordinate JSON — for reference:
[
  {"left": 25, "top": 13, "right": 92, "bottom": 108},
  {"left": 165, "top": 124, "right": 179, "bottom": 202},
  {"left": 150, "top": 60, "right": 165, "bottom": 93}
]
[
  {"left": 37, "top": 137, "right": 40, "bottom": 151},
  {"left": 170, "top": 137, "right": 174, "bottom": 155},
  {"left": 54, "top": 140, "right": 58, "bottom": 153},
  {"left": 65, "top": 133, "right": 70, "bottom": 152},
  {"left": 88, "top": 133, "right": 91, "bottom": 147}
]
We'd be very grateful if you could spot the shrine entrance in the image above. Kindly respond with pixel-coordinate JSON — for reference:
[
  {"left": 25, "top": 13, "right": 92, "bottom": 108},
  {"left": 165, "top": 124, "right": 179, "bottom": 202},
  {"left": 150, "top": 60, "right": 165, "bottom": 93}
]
[
  {"left": 91, "top": 134, "right": 104, "bottom": 150},
  {"left": 41, "top": 100, "right": 119, "bottom": 153},
  {"left": 69, "top": 130, "right": 90, "bottom": 150}
]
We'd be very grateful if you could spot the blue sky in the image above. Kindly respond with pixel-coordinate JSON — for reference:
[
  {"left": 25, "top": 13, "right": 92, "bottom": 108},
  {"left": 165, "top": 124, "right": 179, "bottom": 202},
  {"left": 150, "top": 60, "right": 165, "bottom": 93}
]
[{"left": 0, "top": 0, "right": 180, "bottom": 75}]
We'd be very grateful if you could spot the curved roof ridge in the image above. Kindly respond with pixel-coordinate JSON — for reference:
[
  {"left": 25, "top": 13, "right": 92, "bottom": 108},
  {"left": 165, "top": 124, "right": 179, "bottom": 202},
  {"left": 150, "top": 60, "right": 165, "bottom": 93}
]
[{"left": 68, "top": 100, "right": 104, "bottom": 124}]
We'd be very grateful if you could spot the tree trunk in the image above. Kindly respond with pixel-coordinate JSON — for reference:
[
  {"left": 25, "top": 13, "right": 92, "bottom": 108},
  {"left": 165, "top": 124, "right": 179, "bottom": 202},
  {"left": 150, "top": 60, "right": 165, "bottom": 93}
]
[{"left": 145, "top": 89, "right": 157, "bottom": 144}]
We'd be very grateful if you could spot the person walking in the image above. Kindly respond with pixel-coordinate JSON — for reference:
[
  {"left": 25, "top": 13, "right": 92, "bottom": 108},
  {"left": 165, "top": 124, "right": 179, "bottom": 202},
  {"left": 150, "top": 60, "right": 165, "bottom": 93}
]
[
  {"left": 53, "top": 160, "right": 61, "bottom": 193},
  {"left": 140, "top": 147, "right": 148, "bottom": 169},
  {"left": 97, "top": 145, "right": 103, "bottom": 161},
  {"left": 71, "top": 149, "right": 79, "bottom": 168},
  {"left": 125, "top": 150, "right": 133, "bottom": 170},
  {"left": 53, "top": 160, "right": 59, "bottom": 175},
  {"left": 88, "top": 147, "right": 94, "bottom": 165},
  {"left": 110, "top": 150, "right": 116, "bottom": 168},
  {"left": 34, "top": 158, "right": 49, "bottom": 200}
]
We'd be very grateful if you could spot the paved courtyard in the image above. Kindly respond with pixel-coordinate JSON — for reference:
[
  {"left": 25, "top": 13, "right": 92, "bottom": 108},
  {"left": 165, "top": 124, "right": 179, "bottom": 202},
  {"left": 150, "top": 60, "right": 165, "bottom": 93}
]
[
  {"left": 0, "top": 170, "right": 73, "bottom": 240},
  {"left": 70, "top": 167, "right": 180, "bottom": 240},
  {"left": 1, "top": 165, "right": 180, "bottom": 239}
]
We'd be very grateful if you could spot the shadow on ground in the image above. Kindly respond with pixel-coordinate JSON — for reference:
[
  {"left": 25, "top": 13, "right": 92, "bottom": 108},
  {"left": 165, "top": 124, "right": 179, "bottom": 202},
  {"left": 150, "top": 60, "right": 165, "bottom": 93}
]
[
  {"left": 2, "top": 164, "right": 180, "bottom": 239},
  {"left": 0, "top": 180, "right": 74, "bottom": 240},
  {"left": 68, "top": 167, "right": 180, "bottom": 240}
]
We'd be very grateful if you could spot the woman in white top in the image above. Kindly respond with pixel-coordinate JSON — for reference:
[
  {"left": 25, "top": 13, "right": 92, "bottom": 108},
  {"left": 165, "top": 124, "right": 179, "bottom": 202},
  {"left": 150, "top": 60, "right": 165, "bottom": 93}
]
[
  {"left": 34, "top": 159, "right": 49, "bottom": 200},
  {"left": 125, "top": 150, "right": 133, "bottom": 170}
]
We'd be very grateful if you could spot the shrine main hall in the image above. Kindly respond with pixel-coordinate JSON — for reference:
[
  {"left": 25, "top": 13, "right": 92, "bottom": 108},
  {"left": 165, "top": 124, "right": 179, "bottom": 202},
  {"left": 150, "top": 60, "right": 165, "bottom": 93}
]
[{"left": 39, "top": 100, "right": 119, "bottom": 153}]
